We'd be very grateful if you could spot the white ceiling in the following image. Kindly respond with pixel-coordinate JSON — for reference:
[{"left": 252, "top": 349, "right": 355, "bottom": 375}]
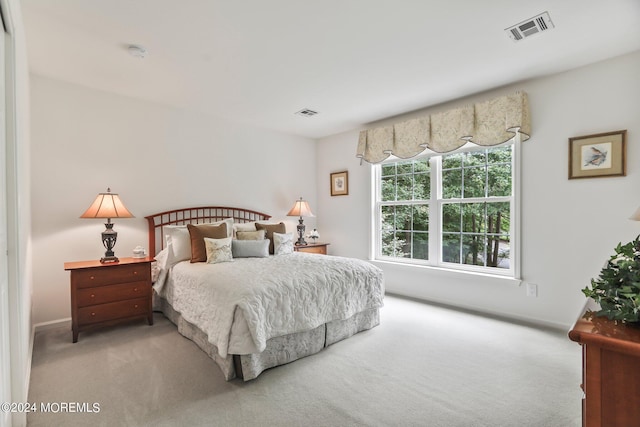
[{"left": 21, "top": 0, "right": 640, "bottom": 139}]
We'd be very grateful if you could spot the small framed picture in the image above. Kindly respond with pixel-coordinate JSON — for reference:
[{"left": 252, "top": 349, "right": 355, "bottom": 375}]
[
  {"left": 568, "top": 130, "right": 626, "bottom": 179},
  {"left": 330, "top": 171, "right": 349, "bottom": 196}
]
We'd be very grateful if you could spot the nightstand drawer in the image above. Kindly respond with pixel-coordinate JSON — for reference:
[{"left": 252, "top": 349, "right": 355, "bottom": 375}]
[
  {"left": 294, "top": 243, "right": 329, "bottom": 255},
  {"left": 77, "top": 297, "right": 149, "bottom": 325},
  {"left": 74, "top": 263, "right": 151, "bottom": 288},
  {"left": 76, "top": 281, "right": 151, "bottom": 307}
]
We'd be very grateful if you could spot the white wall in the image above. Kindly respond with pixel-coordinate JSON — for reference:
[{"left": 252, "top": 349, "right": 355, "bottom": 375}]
[
  {"left": 30, "top": 75, "right": 317, "bottom": 325},
  {"left": 1, "top": 0, "right": 32, "bottom": 425},
  {"left": 317, "top": 50, "right": 640, "bottom": 329}
]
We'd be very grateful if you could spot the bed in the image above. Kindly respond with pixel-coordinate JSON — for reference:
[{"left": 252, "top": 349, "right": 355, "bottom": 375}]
[{"left": 145, "top": 206, "right": 384, "bottom": 381}]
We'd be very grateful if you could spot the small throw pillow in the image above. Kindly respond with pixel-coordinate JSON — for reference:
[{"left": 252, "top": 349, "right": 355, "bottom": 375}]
[
  {"left": 204, "top": 237, "right": 233, "bottom": 264},
  {"left": 273, "top": 232, "right": 294, "bottom": 255},
  {"left": 236, "top": 230, "right": 266, "bottom": 241},
  {"left": 255, "top": 222, "right": 287, "bottom": 254},
  {"left": 187, "top": 223, "right": 228, "bottom": 262},
  {"left": 232, "top": 239, "right": 270, "bottom": 258}
]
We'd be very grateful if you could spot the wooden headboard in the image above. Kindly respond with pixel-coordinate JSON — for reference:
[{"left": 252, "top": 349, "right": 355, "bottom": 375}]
[{"left": 144, "top": 206, "right": 271, "bottom": 256}]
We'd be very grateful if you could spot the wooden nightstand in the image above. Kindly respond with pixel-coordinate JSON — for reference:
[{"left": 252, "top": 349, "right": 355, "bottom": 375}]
[
  {"left": 64, "top": 257, "right": 154, "bottom": 343},
  {"left": 294, "top": 242, "right": 330, "bottom": 255},
  {"left": 569, "top": 300, "right": 640, "bottom": 426}
]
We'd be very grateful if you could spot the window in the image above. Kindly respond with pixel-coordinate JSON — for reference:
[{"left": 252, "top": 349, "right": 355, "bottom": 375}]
[{"left": 375, "top": 142, "right": 517, "bottom": 276}]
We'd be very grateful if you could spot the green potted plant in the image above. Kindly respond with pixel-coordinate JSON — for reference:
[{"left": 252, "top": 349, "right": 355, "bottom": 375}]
[{"left": 583, "top": 235, "right": 640, "bottom": 323}]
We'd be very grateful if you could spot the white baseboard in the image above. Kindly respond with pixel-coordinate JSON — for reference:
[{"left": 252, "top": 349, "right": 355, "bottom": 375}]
[{"left": 33, "top": 318, "right": 71, "bottom": 332}]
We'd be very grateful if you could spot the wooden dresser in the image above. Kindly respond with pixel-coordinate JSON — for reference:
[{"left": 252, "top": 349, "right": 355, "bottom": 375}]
[
  {"left": 64, "top": 257, "right": 154, "bottom": 342},
  {"left": 568, "top": 301, "right": 640, "bottom": 427},
  {"left": 294, "top": 242, "right": 330, "bottom": 255}
]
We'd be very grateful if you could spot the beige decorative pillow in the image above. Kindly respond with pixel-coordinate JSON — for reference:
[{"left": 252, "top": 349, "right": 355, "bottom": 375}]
[
  {"left": 187, "top": 223, "right": 228, "bottom": 263},
  {"left": 204, "top": 237, "right": 233, "bottom": 264},
  {"left": 233, "top": 222, "right": 257, "bottom": 233},
  {"left": 255, "top": 222, "right": 286, "bottom": 254},
  {"left": 236, "top": 230, "right": 266, "bottom": 241}
]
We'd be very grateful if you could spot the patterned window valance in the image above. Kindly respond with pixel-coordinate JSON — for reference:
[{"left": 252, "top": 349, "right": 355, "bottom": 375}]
[{"left": 356, "top": 92, "right": 531, "bottom": 164}]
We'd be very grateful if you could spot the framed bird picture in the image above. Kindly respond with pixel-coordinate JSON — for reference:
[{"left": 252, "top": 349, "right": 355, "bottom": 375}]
[{"left": 569, "top": 130, "right": 626, "bottom": 179}]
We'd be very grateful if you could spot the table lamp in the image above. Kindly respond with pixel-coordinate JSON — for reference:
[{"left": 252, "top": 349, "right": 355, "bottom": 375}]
[
  {"left": 287, "top": 197, "right": 314, "bottom": 245},
  {"left": 80, "top": 188, "right": 134, "bottom": 263}
]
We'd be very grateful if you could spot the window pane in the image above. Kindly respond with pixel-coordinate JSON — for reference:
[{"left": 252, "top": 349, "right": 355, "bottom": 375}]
[
  {"left": 442, "top": 234, "right": 461, "bottom": 263},
  {"left": 442, "top": 153, "right": 463, "bottom": 169},
  {"left": 442, "top": 203, "right": 461, "bottom": 232},
  {"left": 412, "top": 205, "right": 429, "bottom": 231},
  {"left": 397, "top": 161, "right": 413, "bottom": 175},
  {"left": 462, "top": 203, "right": 486, "bottom": 233},
  {"left": 396, "top": 205, "right": 412, "bottom": 231},
  {"left": 442, "top": 168, "right": 462, "bottom": 199},
  {"left": 488, "top": 235, "right": 510, "bottom": 269},
  {"left": 462, "top": 235, "right": 484, "bottom": 266},
  {"left": 381, "top": 163, "right": 396, "bottom": 177},
  {"left": 414, "top": 159, "right": 430, "bottom": 173},
  {"left": 399, "top": 232, "right": 412, "bottom": 258},
  {"left": 382, "top": 176, "right": 396, "bottom": 201},
  {"left": 487, "top": 202, "right": 510, "bottom": 234},
  {"left": 412, "top": 232, "right": 429, "bottom": 260},
  {"left": 488, "top": 145, "right": 511, "bottom": 164},
  {"left": 381, "top": 230, "right": 395, "bottom": 256},
  {"left": 488, "top": 164, "right": 511, "bottom": 197},
  {"left": 380, "top": 203, "right": 429, "bottom": 261},
  {"left": 397, "top": 174, "right": 413, "bottom": 200},
  {"left": 463, "top": 166, "right": 486, "bottom": 198},
  {"left": 381, "top": 205, "right": 395, "bottom": 231},
  {"left": 414, "top": 173, "right": 430, "bottom": 199},
  {"left": 466, "top": 150, "right": 486, "bottom": 166}
]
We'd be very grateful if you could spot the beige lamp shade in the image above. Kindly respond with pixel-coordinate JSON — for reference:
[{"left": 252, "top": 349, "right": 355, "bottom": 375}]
[
  {"left": 630, "top": 207, "right": 640, "bottom": 221},
  {"left": 80, "top": 188, "right": 134, "bottom": 219},
  {"left": 287, "top": 198, "right": 314, "bottom": 218}
]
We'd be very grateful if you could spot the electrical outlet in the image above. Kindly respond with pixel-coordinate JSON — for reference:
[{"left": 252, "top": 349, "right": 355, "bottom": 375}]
[{"left": 526, "top": 283, "right": 538, "bottom": 297}]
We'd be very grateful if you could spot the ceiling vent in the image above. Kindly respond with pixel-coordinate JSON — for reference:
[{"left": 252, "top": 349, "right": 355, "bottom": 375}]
[
  {"left": 295, "top": 109, "right": 318, "bottom": 117},
  {"left": 506, "top": 11, "right": 554, "bottom": 42}
]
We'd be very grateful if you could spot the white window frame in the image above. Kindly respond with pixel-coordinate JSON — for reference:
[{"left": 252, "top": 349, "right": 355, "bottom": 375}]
[{"left": 373, "top": 138, "right": 521, "bottom": 279}]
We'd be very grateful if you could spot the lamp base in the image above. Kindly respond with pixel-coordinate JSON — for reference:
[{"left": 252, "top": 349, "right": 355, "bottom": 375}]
[
  {"left": 295, "top": 219, "right": 307, "bottom": 246},
  {"left": 100, "top": 256, "right": 119, "bottom": 264}
]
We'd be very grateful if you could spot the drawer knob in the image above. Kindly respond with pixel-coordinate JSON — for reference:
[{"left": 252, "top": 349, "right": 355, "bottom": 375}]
[
  {"left": 90, "top": 294, "right": 95, "bottom": 298},
  {"left": 133, "top": 271, "right": 138, "bottom": 275},
  {"left": 91, "top": 312, "right": 96, "bottom": 316},
  {"left": 134, "top": 304, "right": 138, "bottom": 308},
  {"left": 134, "top": 288, "right": 138, "bottom": 292},
  {"left": 90, "top": 276, "right": 95, "bottom": 280}
]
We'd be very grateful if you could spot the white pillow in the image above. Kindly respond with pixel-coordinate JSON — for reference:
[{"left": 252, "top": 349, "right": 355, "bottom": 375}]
[
  {"left": 216, "top": 218, "right": 235, "bottom": 238},
  {"left": 273, "top": 232, "right": 294, "bottom": 255},
  {"left": 165, "top": 226, "right": 191, "bottom": 265},
  {"left": 204, "top": 237, "right": 233, "bottom": 264},
  {"left": 153, "top": 248, "right": 169, "bottom": 274}
]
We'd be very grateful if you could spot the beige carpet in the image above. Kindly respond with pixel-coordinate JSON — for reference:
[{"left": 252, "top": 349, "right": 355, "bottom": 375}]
[{"left": 27, "top": 295, "right": 582, "bottom": 426}]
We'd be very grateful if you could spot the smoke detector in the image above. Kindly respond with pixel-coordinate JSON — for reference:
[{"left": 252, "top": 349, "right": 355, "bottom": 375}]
[
  {"left": 506, "top": 11, "right": 554, "bottom": 42},
  {"left": 127, "top": 44, "right": 148, "bottom": 59},
  {"left": 295, "top": 108, "right": 319, "bottom": 117}
]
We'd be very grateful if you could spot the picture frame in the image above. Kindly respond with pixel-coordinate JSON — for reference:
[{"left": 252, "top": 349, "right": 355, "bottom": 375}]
[
  {"left": 568, "top": 130, "right": 626, "bottom": 179},
  {"left": 330, "top": 171, "right": 349, "bottom": 196}
]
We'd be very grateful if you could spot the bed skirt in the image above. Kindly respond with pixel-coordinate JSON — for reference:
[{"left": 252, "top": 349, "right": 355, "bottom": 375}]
[{"left": 154, "top": 296, "right": 380, "bottom": 381}]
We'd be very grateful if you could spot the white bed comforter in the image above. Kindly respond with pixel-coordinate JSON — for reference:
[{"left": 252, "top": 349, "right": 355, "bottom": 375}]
[{"left": 155, "top": 252, "right": 384, "bottom": 357}]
